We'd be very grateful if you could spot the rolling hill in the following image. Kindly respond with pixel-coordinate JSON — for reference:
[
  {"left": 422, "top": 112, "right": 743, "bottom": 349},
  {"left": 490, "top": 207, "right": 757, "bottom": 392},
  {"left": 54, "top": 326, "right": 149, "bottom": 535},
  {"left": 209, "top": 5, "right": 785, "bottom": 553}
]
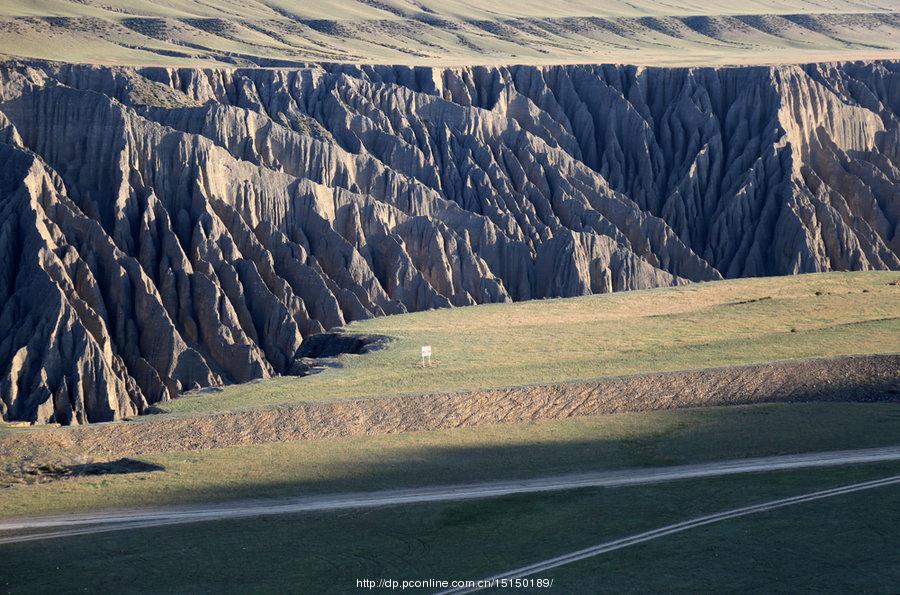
[{"left": 0, "top": 0, "right": 897, "bottom": 66}]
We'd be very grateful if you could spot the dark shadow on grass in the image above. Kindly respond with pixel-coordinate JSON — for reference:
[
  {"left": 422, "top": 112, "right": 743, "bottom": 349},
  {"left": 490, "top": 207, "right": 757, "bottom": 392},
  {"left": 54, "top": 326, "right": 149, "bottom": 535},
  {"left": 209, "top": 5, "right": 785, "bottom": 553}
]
[
  {"left": 14, "top": 458, "right": 165, "bottom": 483},
  {"left": 67, "top": 459, "right": 165, "bottom": 476},
  {"left": 133, "top": 402, "right": 900, "bottom": 509}
]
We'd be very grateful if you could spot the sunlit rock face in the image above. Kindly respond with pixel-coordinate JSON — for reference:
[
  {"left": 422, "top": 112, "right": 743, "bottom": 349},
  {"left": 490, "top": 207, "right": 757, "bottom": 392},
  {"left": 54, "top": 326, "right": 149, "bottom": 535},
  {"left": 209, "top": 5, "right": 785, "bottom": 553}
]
[{"left": 0, "top": 61, "right": 896, "bottom": 423}]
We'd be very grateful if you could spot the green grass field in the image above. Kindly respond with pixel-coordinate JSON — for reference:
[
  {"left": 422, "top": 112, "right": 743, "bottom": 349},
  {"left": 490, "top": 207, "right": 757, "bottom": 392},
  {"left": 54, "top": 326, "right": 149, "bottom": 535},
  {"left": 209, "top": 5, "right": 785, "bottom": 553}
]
[
  {"left": 552, "top": 478, "right": 900, "bottom": 593},
  {"left": 167, "top": 272, "right": 900, "bottom": 416},
  {"left": 0, "top": 272, "right": 897, "bottom": 592},
  {"left": 1, "top": 401, "right": 898, "bottom": 518},
  {"left": 3, "top": 462, "right": 898, "bottom": 594}
]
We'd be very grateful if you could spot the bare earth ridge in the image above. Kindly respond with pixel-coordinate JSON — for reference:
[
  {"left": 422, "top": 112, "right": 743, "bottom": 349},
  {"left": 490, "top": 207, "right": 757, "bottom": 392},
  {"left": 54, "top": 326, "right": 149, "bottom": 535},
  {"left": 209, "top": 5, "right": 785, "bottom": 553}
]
[{"left": 2, "top": 354, "right": 896, "bottom": 458}]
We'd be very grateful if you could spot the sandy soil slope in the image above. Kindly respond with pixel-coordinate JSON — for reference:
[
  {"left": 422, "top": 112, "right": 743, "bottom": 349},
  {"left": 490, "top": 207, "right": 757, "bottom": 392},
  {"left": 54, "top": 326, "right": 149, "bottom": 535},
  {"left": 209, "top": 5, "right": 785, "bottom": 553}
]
[{"left": 1, "top": 354, "right": 896, "bottom": 458}]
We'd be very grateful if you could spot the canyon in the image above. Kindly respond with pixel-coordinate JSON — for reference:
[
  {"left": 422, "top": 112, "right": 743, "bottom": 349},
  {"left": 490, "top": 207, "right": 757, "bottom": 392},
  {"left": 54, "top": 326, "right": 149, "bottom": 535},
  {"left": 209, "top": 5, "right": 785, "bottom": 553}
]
[{"left": 0, "top": 60, "right": 897, "bottom": 423}]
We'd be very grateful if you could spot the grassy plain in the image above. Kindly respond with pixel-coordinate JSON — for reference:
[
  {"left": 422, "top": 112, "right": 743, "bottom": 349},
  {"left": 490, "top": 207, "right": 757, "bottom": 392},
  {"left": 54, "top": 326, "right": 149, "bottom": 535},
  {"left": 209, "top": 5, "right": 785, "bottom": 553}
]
[
  {"left": 0, "top": 272, "right": 896, "bottom": 591},
  {"left": 167, "top": 272, "right": 900, "bottom": 416},
  {"left": 553, "top": 479, "right": 900, "bottom": 593},
  {"left": 1, "top": 401, "right": 898, "bottom": 518},
  {"left": 2, "top": 462, "right": 898, "bottom": 594}
]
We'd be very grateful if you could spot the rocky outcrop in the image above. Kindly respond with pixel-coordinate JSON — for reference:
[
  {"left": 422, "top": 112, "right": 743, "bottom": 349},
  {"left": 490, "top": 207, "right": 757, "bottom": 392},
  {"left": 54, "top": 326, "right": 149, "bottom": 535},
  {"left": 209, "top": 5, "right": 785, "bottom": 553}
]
[{"left": 0, "top": 61, "right": 897, "bottom": 424}]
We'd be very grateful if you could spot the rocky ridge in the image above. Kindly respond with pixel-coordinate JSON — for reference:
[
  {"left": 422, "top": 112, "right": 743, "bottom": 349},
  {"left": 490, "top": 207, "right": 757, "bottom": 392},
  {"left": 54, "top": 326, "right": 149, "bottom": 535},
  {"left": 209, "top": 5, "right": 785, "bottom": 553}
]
[{"left": 0, "top": 61, "right": 897, "bottom": 423}]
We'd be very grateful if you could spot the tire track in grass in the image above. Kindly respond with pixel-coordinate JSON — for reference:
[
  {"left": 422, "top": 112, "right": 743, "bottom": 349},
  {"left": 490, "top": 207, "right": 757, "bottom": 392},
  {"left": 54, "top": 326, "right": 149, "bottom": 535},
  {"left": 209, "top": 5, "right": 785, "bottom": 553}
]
[{"left": 436, "top": 474, "right": 900, "bottom": 594}]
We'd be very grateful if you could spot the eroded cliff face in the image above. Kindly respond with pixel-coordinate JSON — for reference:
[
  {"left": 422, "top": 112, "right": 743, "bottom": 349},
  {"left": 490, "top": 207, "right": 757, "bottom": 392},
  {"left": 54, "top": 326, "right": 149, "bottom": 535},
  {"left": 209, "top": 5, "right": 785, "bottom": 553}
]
[{"left": 0, "top": 61, "right": 896, "bottom": 423}]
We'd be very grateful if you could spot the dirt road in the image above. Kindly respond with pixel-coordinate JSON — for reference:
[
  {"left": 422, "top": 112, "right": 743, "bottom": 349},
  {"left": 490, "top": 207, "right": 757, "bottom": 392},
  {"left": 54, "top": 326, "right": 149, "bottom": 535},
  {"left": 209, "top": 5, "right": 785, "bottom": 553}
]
[{"left": 1, "top": 446, "right": 897, "bottom": 545}]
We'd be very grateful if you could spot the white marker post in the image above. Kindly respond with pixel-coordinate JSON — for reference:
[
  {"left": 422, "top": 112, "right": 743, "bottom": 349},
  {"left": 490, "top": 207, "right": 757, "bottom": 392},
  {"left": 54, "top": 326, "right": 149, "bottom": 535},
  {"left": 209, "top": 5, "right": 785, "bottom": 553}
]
[{"left": 421, "top": 345, "right": 432, "bottom": 368}]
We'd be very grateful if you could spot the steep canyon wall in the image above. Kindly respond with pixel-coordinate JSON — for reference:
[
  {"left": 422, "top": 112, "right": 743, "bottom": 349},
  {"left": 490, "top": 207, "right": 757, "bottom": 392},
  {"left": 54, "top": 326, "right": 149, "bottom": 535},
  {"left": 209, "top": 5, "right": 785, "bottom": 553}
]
[{"left": 0, "top": 61, "right": 896, "bottom": 423}]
